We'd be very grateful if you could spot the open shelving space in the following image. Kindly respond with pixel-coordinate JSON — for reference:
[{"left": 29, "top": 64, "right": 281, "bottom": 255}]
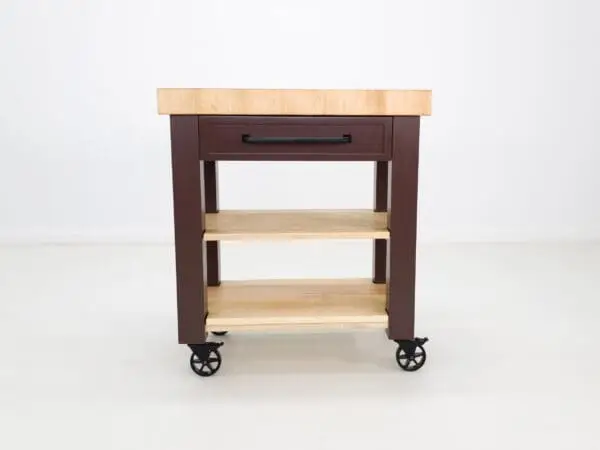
[
  {"left": 204, "top": 210, "right": 389, "bottom": 241},
  {"left": 205, "top": 278, "right": 387, "bottom": 331},
  {"left": 204, "top": 211, "right": 390, "bottom": 332}
]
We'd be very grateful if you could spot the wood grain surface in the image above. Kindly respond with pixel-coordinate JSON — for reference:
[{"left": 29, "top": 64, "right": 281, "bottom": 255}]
[
  {"left": 205, "top": 279, "right": 387, "bottom": 331},
  {"left": 157, "top": 88, "right": 431, "bottom": 116},
  {"left": 204, "top": 210, "right": 389, "bottom": 241}
]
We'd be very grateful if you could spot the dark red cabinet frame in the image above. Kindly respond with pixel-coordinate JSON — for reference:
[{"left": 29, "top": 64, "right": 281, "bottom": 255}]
[{"left": 169, "top": 115, "right": 420, "bottom": 344}]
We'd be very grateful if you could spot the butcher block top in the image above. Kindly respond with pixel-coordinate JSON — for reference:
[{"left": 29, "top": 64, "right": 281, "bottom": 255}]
[{"left": 157, "top": 88, "right": 432, "bottom": 116}]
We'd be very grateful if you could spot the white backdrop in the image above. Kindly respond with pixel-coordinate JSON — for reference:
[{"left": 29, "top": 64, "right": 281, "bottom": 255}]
[{"left": 1, "top": 0, "right": 599, "bottom": 245}]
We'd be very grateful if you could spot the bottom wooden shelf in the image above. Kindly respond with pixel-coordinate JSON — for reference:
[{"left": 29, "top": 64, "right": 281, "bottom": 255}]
[{"left": 206, "top": 279, "right": 387, "bottom": 331}]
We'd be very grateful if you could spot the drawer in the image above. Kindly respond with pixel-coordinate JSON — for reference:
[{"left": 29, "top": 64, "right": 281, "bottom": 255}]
[{"left": 198, "top": 117, "right": 392, "bottom": 161}]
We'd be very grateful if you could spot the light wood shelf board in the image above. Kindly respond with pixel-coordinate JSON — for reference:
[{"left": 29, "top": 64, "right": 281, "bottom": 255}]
[
  {"left": 204, "top": 210, "right": 389, "bottom": 241},
  {"left": 157, "top": 88, "right": 431, "bottom": 116},
  {"left": 206, "top": 322, "right": 384, "bottom": 332},
  {"left": 205, "top": 278, "right": 388, "bottom": 331}
]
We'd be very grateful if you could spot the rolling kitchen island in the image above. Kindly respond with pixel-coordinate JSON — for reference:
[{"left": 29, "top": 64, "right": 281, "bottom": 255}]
[{"left": 157, "top": 88, "right": 432, "bottom": 377}]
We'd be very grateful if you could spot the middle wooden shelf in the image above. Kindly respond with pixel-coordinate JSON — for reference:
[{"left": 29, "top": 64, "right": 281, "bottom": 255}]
[{"left": 204, "top": 209, "right": 389, "bottom": 241}]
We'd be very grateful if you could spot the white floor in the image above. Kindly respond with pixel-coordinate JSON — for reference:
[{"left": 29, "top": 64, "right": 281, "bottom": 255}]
[{"left": 0, "top": 243, "right": 599, "bottom": 449}]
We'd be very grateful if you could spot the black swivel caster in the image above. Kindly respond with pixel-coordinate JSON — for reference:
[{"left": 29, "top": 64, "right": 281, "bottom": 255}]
[
  {"left": 188, "top": 342, "right": 224, "bottom": 377},
  {"left": 395, "top": 337, "right": 428, "bottom": 372},
  {"left": 211, "top": 331, "right": 228, "bottom": 336}
]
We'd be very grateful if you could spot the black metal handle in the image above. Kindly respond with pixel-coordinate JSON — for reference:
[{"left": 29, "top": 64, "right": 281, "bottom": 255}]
[{"left": 241, "top": 134, "right": 352, "bottom": 144}]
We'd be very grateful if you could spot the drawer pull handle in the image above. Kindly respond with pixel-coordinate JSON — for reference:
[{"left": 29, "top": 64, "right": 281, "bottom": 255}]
[{"left": 241, "top": 134, "right": 352, "bottom": 144}]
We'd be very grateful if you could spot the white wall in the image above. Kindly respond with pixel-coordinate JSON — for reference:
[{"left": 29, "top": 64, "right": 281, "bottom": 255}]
[{"left": 1, "top": 0, "right": 599, "bottom": 245}]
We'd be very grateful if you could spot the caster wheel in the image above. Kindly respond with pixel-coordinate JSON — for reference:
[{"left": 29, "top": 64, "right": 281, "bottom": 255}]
[
  {"left": 395, "top": 338, "right": 428, "bottom": 372},
  {"left": 190, "top": 347, "right": 222, "bottom": 377},
  {"left": 211, "top": 331, "right": 228, "bottom": 336}
]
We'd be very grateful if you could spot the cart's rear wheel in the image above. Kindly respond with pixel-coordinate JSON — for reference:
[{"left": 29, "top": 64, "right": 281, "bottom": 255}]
[
  {"left": 395, "top": 339, "right": 427, "bottom": 372},
  {"left": 211, "top": 331, "right": 228, "bottom": 336},
  {"left": 190, "top": 348, "right": 222, "bottom": 377}
]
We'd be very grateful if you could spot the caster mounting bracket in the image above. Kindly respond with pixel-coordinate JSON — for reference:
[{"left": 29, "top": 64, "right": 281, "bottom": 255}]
[
  {"left": 188, "top": 341, "right": 224, "bottom": 359},
  {"left": 395, "top": 337, "right": 429, "bottom": 354}
]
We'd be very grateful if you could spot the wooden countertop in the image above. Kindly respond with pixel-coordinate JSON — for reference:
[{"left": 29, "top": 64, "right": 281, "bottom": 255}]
[{"left": 157, "top": 88, "right": 431, "bottom": 116}]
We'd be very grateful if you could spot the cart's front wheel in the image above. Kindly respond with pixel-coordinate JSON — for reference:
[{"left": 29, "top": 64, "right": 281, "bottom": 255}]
[
  {"left": 395, "top": 337, "right": 428, "bottom": 372},
  {"left": 190, "top": 347, "right": 222, "bottom": 377},
  {"left": 211, "top": 331, "right": 228, "bottom": 336}
]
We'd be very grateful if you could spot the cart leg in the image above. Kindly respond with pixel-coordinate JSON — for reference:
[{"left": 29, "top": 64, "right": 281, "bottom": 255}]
[
  {"left": 205, "top": 161, "right": 228, "bottom": 336},
  {"left": 170, "top": 116, "right": 208, "bottom": 344},
  {"left": 372, "top": 161, "right": 388, "bottom": 284},
  {"left": 386, "top": 116, "right": 420, "bottom": 341},
  {"left": 204, "top": 161, "right": 221, "bottom": 287}
]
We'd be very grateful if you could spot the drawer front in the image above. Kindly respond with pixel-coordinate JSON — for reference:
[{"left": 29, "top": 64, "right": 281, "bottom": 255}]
[{"left": 198, "top": 117, "right": 392, "bottom": 161}]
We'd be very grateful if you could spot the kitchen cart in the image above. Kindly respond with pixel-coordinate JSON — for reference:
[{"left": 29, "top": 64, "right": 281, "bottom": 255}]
[{"left": 157, "top": 88, "right": 432, "bottom": 377}]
